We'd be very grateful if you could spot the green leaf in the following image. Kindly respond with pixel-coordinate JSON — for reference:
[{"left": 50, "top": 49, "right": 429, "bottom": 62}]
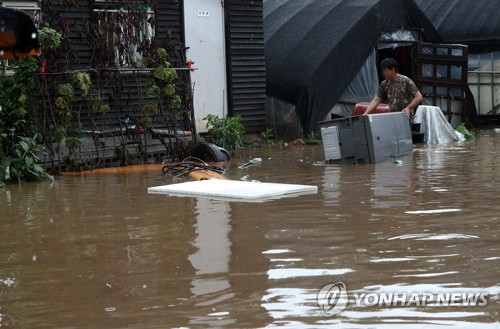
[
  {"left": 25, "top": 156, "right": 34, "bottom": 167},
  {"left": 164, "top": 84, "right": 176, "bottom": 96},
  {"left": 19, "top": 140, "right": 29, "bottom": 152},
  {"left": 456, "top": 123, "right": 475, "bottom": 141},
  {"left": 4, "top": 166, "right": 10, "bottom": 180}
]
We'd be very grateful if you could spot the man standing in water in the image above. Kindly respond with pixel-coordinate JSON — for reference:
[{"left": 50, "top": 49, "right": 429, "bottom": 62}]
[{"left": 363, "top": 58, "right": 422, "bottom": 119}]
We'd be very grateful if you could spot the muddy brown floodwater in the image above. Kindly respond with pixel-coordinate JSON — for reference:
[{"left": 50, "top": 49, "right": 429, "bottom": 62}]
[{"left": 1, "top": 130, "right": 500, "bottom": 328}]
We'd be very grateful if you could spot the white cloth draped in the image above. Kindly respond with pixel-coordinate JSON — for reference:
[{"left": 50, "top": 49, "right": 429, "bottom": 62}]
[{"left": 413, "top": 106, "right": 463, "bottom": 144}]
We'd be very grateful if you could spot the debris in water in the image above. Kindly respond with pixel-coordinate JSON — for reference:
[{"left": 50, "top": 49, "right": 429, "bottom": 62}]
[
  {"left": 208, "top": 311, "right": 230, "bottom": 317},
  {"left": 262, "top": 249, "right": 294, "bottom": 255},
  {"left": 238, "top": 157, "right": 262, "bottom": 169},
  {"left": 405, "top": 208, "right": 461, "bottom": 215},
  {"left": 1, "top": 278, "right": 16, "bottom": 287},
  {"left": 240, "top": 175, "right": 251, "bottom": 181},
  {"left": 239, "top": 175, "right": 260, "bottom": 182},
  {"left": 290, "top": 139, "right": 305, "bottom": 146}
]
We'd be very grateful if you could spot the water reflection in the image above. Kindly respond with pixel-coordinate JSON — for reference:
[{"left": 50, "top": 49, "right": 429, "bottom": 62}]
[
  {"left": 256, "top": 132, "right": 500, "bottom": 327},
  {"left": 0, "top": 132, "right": 499, "bottom": 328},
  {"left": 321, "top": 165, "right": 341, "bottom": 204},
  {"left": 370, "top": 158, "right": 413, "bottom": 208},
  {"left": 189, "top": 198, "right": 232, "bottom": 299}
]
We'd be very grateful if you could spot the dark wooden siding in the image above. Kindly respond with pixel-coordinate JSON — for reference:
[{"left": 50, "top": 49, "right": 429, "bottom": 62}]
[
  {"left": 156, "top": 0, "right": 184, "bottom": 44},
  {"left": 39, "top": 0, "right": 267, "bottom": 135},
  {"left": 42, "top": 0, "right": 92, "bottom": 68},
  {"left": 155, "top": 0, "right": 185, "bottom": 67},
  {"left": 40, "top": 0, "right": 187, "bottom": 131},
  {"left": 225, "top": 0, "right": 267, "bottom": 133}
]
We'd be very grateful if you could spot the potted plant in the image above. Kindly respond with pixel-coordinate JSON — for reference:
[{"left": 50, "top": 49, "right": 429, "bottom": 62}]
[{"left": 305, "top": 131, "right": 320, "bottom": 144}]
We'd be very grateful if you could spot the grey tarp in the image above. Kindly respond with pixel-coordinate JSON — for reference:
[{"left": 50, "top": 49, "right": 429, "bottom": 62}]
[{"left": 264, "top": 0, "right": 441, "bottom": 133}]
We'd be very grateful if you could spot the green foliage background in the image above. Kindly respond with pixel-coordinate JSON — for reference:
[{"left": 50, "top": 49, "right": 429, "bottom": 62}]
[{"left": 0, "top": 27, "right": 60, "bottom": 186}]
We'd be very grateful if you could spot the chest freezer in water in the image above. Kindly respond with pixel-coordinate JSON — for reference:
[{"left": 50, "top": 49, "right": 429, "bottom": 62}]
[{"left": 319, "top": 112, "right": 413, "bottom": 164}]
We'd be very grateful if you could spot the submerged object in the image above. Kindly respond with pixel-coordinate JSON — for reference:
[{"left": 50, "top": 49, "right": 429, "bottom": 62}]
[
  {"left": 162, "top": 157, "right": 227, "bottom": 181},
  {"left": 320, "top": 112, "right": 413, "bottom": 164},
  {"left": 148, "top": 179, "right": 318, "bottom": 203},
  {"left": 162, "top": 142, "right": 230, "bottom": 180},
  {"left": 191, "top": 142, "right": 230, "bottom": 162}
]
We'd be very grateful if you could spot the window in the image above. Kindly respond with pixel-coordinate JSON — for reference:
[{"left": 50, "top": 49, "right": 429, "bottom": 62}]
[
  {"left": 468, "top": 51, "right": 500, "bottom": 115},
  {"left": 0, "top": 1, "right": 40, "bottom": 18},
  {"left": 93, "top": 1, "right": 154, "bottom": 67}
]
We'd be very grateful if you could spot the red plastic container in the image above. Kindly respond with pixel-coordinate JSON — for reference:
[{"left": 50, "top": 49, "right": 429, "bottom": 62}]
[{"left": 352, "top": 102, "right": 390, "bottom": 116}]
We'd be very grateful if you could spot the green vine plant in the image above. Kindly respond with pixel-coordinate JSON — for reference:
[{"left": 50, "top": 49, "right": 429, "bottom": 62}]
[
  {"left": 0, "top": 29, "right": 55, "bottom": 185},
  {"left": 57, "top": 71, "right": 113, "bottom": 169},
  {"left": 137, "top": 47, "right": 185, "bottom": 158},
  {"left": 145, "top": 48, "right": 181, "bottom": 120},
  {"left": 53, "top": 82, "right": 83, "bottom": 158},
  {"left": 72, "top": 72, "right": 92, "bottom": 97},
  {"left": 42, "top": 29, "right": 94, "bottom": 169},
  {"left": 72, "top": 71, "right": 111, "bottom": 129}
]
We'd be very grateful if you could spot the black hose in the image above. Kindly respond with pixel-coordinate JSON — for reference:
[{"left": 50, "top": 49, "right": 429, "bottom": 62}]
[{"left": 162, "top": 157, "right": 226, "bottom": 178}]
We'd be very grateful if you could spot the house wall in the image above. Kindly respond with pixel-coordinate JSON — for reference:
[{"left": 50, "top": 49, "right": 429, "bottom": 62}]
[
  {"left": 34, "top": 0, "right": 194, "bottom": 168},
  {"left": 182, "top": 0, "right": 268, "bottom": 134},
  {"left": 10, "top": 0, "right": 265, "bottom": 144},
  {"left": 34, "top": 0, "right": 188, "bottom": 133},
  {"left": 43, "top": 0, "right": 266, "bottom": 135}
]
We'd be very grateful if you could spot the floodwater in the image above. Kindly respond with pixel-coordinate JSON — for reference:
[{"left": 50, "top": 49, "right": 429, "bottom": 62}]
[{"left": 1, "top": 130, "right": 500, "bottom": 329}]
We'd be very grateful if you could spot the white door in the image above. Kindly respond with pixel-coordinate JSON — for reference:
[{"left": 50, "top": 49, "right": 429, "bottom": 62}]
[{"left": 184, "top": 0, "right": 227, "bottom": 133}]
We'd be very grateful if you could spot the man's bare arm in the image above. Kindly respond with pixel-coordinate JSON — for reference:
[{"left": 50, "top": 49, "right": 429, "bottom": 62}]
[
  {"left": 402, "top": 91, "right": 423, "bottom": 118},
  {"left": 363, "top": 96, "right": 382, "bottom": 115}
]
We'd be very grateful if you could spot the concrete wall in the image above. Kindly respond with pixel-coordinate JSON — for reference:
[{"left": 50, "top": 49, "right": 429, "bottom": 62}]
[{"left": 184, "top": 0, "right": 227, "bottom": 133}]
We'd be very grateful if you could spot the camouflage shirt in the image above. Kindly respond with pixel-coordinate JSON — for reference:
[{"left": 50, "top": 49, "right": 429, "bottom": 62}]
[{"left": 377, "top": 74, "right": 419, "bottom": 112}]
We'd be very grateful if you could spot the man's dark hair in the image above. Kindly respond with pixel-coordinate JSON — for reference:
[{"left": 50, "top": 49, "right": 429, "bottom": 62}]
[{"left": 380, "top": 58, "right": 399, "bottom": 72}]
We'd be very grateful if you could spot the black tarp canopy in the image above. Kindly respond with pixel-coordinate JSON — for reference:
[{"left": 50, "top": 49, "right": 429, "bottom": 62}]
[
  {"left": 264, "top": 0, "right": 441, "bottom": 133},
  {"left": 414, "top": 0, "right": 500, "bottom": 52}
]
